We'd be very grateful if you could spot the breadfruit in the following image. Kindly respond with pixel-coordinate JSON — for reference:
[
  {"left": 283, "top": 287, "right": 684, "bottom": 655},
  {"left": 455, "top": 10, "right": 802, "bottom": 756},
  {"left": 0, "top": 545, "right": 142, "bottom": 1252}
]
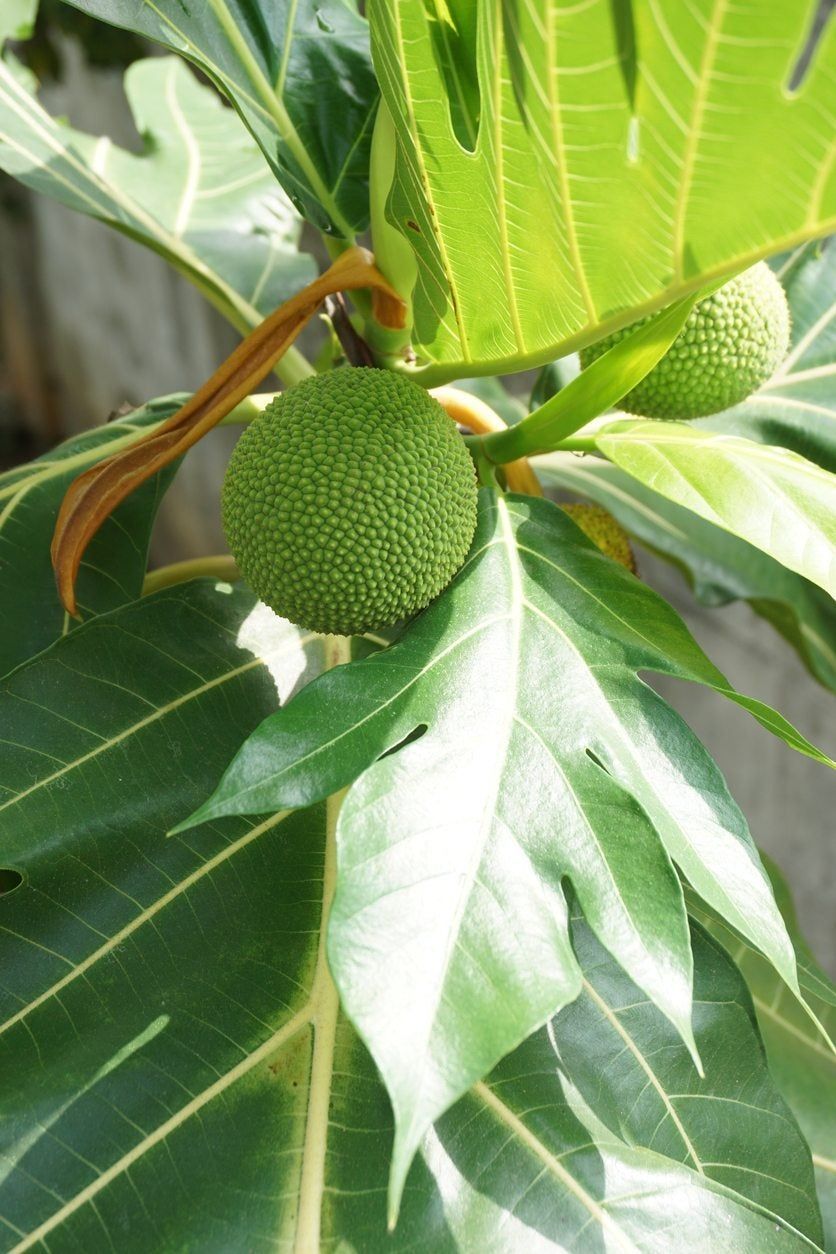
[
  {"left": 579, "top": 262, "right": 790, "bottom": 420},
  {"left": 562, "top": 504, "right": 635, "bottom": 572},
  {"left": 222, "top": 368, "right": 478, "bottom": 636}
]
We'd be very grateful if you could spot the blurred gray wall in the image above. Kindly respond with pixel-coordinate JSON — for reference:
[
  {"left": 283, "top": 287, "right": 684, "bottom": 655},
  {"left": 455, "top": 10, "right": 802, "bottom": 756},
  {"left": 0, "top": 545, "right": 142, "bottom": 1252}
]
[{"left": 1, "top": 42, "right": 833, "bottom": 971}]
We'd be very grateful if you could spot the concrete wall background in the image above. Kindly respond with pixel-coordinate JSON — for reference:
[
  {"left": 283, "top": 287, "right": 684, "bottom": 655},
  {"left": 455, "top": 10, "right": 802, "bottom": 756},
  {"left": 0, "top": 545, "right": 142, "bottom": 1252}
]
[{"left": 1, "top": 47, "right": 833, "bottom": 972}]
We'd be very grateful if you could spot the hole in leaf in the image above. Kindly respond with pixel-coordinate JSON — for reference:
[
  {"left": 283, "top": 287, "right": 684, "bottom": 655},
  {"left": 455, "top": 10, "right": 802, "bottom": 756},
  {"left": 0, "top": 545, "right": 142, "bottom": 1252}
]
[
  {"left": 428, "top": 4, "right": 480, "bottom": 151},
  {"left": 0, "top": 868, "right": 24, "bottom": 896},
  {"left": 787, "top": 0, "right": 834, "bottom": 92},
  {"left": 585, "top": 747, "right": 610, "bottom": 773},
  {"left": 377, "top": 724, "right": 428, "bottom": 762},
  {"left": 609, "top": 0, "right": 639, "bottom": 110}
]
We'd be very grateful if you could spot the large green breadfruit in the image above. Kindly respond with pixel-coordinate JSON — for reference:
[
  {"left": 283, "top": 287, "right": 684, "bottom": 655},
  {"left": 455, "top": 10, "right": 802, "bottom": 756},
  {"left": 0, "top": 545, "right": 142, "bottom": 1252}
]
[
  {"left": 580, "top": 262, "right": 790, "bottom": 420},
  {"left": 222, "top": 368, "right": 478, "bottom": 636}
]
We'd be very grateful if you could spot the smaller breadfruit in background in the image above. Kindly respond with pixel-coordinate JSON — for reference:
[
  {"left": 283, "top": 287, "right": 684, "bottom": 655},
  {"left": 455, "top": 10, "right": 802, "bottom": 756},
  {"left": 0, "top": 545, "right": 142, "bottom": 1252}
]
[
  {"left": 579, "top": 261, "right": 790, "bottom": 420},
  {"left": 562, "top": 504, "right": 636, "bottom": 572},
  {"left": 222, "top": 368, "right": 479, "bottom": 637}
]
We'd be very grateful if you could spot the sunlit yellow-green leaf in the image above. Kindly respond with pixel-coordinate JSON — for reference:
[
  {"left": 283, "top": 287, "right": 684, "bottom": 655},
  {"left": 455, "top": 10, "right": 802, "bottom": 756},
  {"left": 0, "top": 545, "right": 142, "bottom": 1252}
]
[{"left": 369, "top": 1, "right": 836, "bottom": 377}]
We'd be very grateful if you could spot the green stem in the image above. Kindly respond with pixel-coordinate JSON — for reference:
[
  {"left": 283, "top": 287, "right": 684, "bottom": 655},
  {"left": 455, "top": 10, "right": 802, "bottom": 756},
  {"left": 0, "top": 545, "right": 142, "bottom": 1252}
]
[
  {"left": 142, "top": 555, "right": 239, "bottom": 596},
  {"left": 551, "top": 437, "right": 597, "bottom": 453},
  {"left": 363, "top": 100, "right": 415, "bottom": 360},
  {"left": 476, "top": 293, "right": 701, "bottom": 464},
  {"left": 218, "top": 394, "right": 271, "bottom": 426},
  {"left": 276, "top": 345, "right": 316, "bottom": 387}
]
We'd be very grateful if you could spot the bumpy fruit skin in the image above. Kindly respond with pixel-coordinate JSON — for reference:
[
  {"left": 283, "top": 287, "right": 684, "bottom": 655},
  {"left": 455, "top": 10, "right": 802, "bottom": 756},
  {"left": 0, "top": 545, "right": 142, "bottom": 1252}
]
[
  {"left": 222, "top": 368, "right": 478, "bottom": 636},
  {"left": 561, "top": 504, "right": 636, "bottom": 572},
  {"left": 579, "top": 262, "right": 790, "bottom": 420}
]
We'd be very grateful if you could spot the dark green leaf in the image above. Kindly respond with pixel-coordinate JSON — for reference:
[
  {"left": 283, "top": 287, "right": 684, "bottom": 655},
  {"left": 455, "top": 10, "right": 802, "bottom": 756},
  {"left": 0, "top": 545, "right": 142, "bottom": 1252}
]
[
  {"left": 552, "top": 907, "right": 822, "bottom": 1246},
  {"left": 0, "top": 398, "right": 182, "bottom": 677},
  {"left": 537, "top": 454, "right": 836, "bottom": 694},
  {"left": 179, "top": 491, "right": 829, "bottom": 1213},
  {"left": 62, "top": 0, "right": 379, "bottom": 237},
  {"left": 690, "top": 861, "right": 836, "bottom": 1247},
  {"left": 437, "top": 1036, "right": 818, "bottom": 1253},
  {"left": 0, "top": 580, "right": 808, "bottom": 1250}
]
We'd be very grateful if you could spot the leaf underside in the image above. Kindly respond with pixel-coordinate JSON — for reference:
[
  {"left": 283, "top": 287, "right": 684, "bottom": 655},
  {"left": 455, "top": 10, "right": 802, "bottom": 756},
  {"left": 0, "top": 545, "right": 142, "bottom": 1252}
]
[{"left": 370, "top": 0, "right": 836, "bottom": 374}]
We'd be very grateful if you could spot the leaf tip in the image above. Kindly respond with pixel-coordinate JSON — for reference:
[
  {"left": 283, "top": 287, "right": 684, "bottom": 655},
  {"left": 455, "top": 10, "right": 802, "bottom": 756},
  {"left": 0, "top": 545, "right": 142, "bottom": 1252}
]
[
  {"left": 167, "top": 805, "right": 209, "bottom": 838},
  {"left": 684, "top": 1026, "right": 704, "bottom": 1078},
  {"left": 387, "top": 1132, "right": 419, "bottom": 1234},
  {"left": 799, "top": 997, "right": 836, "bottom": 1058}
]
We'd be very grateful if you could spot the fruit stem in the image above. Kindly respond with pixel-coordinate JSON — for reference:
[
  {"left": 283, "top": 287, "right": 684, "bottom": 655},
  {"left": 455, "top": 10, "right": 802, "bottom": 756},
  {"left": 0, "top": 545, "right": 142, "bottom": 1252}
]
[
  {"left": 471, "top": 444, "right": 501, "bottom": 490},
  {"left": 142, "top": 555, "right": 240, "bottom": 596},
  {"left": 276, "top": 345, "right": 317, "bottom": 387},
  {"left": 218, "top": 394, "right": 276, "bottom": 427}
]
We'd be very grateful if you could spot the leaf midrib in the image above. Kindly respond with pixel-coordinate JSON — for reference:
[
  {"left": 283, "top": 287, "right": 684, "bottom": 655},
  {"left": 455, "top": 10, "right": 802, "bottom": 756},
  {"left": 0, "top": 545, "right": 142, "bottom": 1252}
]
[
  {"left": 0, "top": 810, "right": 290, "bottom": 1038},
  {"left": 509, "top": 518, "right": 791, "bottom": 977},
  {"left": 472, "top": 1079, "right": 641, "bottom": 1253},
  {"left": 672, "top": 0, "right": 727, "bottom": 281},
  {"left": 6, "top": 647, "right": 344, "bottom": 1254},
  {"left": 9, "top": 1001, "right": 314, "bottom": 1252},
  {"left": 397, "top": 498, "right": 524, "bottom": 1160},
  {"left": 581, "top": 978, "right": 704, "bottom": 1171}
]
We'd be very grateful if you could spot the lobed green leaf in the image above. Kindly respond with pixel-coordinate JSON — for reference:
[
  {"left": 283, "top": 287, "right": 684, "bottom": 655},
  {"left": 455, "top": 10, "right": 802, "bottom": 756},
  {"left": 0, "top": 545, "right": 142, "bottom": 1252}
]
[
  {"left": 0, "top": 52, "right": 315, "bottom": 331},
  {"left": 553, "top": 907, "right": 823, "bottom": 1246},
  {"left": 179, "top": 491, "right": 830, "bottom": 1215},
  {"left": 0, "top": 579, "right": 817, "bottom": 1249}
]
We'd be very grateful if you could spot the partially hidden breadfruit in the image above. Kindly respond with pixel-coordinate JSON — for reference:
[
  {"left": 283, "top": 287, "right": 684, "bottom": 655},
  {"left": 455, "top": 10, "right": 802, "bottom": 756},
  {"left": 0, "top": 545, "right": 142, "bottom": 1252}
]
[
  {"left": 222, "top": 368, "right": 479, "bottom": 636},
  {"left": 579, "top": 262, "right": 790, "bottom": 420},
  {"left": 561, "top": 504, "right": 636, "bottom": 572}
]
